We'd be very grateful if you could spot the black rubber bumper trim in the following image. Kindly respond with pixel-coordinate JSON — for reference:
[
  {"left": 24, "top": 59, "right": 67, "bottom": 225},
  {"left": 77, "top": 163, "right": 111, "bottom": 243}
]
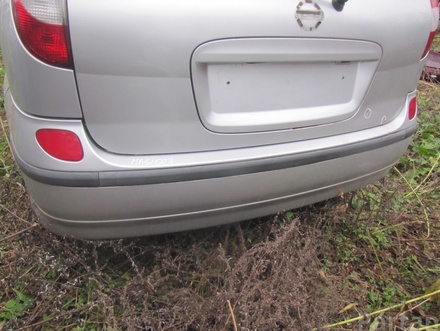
[{"left": 14, "top": 125, "right": 417, "bottom": 188}]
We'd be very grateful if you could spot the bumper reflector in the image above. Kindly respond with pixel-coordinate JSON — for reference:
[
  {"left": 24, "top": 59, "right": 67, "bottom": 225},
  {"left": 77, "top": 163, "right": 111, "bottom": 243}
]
[
  {"left": 36, "top": 129, "right": 84, "bottom": 162},
  {"left": 408, "top": 97, "right": 418, "bottom": 121}
]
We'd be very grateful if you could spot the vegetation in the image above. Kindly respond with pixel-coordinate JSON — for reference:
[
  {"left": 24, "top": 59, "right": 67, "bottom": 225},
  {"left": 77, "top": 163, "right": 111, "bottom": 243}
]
[{"left": 1, "top": 48, "right": 440, "bottom": 330}]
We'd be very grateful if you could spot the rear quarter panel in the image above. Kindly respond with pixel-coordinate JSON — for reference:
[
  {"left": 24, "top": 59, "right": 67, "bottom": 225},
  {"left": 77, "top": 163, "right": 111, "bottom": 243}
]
[{"left": 0, "top": 0, "right": 81, "bottom": 118}]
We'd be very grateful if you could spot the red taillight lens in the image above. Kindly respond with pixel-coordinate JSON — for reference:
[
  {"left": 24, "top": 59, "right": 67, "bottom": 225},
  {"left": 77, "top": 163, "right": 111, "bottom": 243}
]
[
  {"left": 408, "top": 97, "right": 417, "bottom": 121},
  {"left": 422, "top": 0, "right": 440, "bottom": 58},
  {"left": 12, "top": 0, "right": 72, "bottom": 68},
  {"left": 36, "top": 129, "right": 83, "bottom": 162}
]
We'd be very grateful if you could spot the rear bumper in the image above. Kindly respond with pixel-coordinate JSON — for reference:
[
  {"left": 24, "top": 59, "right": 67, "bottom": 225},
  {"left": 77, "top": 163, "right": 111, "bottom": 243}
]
[
  {"left": 24, "top": 138, "right": 410, "bottom": 239},
  {"left": 5, "top": 83, "right": 417, "bottom": 239}
]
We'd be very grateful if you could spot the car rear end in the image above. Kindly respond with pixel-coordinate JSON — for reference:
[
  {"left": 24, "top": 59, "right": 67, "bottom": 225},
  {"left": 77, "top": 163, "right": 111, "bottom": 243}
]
[{"left": 0, "top": 0, "right": 437, "bottom": 239}]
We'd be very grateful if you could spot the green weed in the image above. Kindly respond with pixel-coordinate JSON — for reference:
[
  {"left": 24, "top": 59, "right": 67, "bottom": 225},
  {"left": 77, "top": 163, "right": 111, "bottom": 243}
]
[{"left": 0, "top": 289, "right": 34, "bottom": 322}]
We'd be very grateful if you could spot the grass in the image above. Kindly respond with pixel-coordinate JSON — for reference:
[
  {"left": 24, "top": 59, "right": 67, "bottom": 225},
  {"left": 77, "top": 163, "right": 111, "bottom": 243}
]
[{"left": 1, "top": 50, "right": 440, "bottom": 330}]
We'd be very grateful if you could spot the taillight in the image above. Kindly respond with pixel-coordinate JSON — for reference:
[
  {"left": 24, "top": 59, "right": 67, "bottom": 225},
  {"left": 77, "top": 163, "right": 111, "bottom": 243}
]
[
  {"left": 408, "top": 97, "right": 417, "bottom": 121},
  {"left": 36, "top": 129, "right": 83, "bottom": 162},
  {"left": 12, "top": 0, "right": 72, "bottom": 68},
  {"left": 422, "top": 0, "right": 440, "bottom": 58}
]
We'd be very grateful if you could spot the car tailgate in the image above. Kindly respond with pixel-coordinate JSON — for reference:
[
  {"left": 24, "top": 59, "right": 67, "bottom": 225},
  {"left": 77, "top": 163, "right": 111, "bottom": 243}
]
[{"left": 68, "top": 0, "right": 431, "bottom": 154}]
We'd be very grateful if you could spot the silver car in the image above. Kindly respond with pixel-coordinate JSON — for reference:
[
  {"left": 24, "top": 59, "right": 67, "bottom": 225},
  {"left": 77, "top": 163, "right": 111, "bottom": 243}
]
[{"left": 0, "top": 0, "right": 438, "bottom": 239}]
